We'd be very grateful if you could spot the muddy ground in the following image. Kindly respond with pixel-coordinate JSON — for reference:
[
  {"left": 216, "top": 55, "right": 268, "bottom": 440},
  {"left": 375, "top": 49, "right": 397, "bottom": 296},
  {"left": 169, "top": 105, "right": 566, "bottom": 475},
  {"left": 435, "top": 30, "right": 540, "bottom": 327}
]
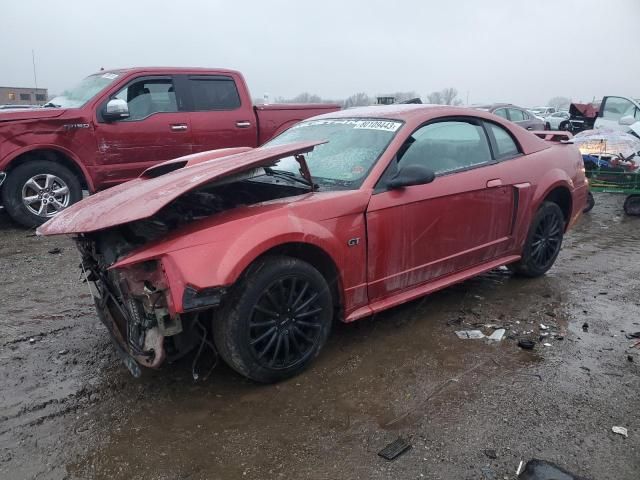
[{"left": 1, "top": 193, "right": 639, "bottom": 480}]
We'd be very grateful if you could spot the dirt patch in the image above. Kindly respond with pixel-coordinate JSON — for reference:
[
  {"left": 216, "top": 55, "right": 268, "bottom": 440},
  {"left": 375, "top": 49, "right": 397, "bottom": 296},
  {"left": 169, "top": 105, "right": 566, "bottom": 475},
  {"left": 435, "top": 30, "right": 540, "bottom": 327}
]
[{"left": 1, "top": 193, "right": 639, "bottom": 479}]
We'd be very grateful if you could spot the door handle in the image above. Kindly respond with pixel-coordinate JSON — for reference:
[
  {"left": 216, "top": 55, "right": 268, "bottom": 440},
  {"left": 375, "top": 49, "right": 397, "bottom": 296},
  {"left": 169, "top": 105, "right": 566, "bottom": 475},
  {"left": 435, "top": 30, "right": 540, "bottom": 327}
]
[
  {"left": 486, "top": 178, "right": 503, "bottom": 188},
  {"left": 235, "top": 120, "right": 252, "bottom": 128},
  {"left": 170, "top": 124, "right": 188, "bottom": 132},
  {"left": 526, "top": 126, "right": 533, "bottom": 130}
]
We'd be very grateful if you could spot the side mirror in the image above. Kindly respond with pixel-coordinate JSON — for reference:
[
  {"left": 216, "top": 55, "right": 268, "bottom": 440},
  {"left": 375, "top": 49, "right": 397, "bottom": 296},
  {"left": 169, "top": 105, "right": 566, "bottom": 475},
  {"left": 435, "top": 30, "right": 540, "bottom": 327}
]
[
  {"left": 619, "top": 115, "right": 636, "bottom": 126},
  {"left": 387, "top": 164, "right": 435, "bottom": 190},
  {"left": 103, "top": 98, "right": 129, "bottom": 122}
]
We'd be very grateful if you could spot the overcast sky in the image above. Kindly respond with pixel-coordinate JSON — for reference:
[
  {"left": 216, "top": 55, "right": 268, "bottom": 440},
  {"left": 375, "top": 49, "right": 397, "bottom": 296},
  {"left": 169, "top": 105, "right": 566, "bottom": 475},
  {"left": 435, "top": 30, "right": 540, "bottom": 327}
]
[{"left": 2, "top": 0, "right": 639, "bottom": 106}]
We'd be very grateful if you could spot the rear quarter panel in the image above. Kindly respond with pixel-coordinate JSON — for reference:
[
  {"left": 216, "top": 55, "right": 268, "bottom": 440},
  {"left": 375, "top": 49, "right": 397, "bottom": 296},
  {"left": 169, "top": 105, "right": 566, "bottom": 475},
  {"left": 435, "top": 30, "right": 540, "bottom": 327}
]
[{"left": 499, "top": 142, "right": 586, "bottom": 251}]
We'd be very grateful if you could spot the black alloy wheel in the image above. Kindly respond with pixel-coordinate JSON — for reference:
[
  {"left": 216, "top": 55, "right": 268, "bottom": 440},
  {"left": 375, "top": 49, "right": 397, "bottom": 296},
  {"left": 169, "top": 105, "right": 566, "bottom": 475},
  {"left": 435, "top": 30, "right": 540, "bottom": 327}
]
[
  {"left": 508, "top": 201, "right": 565, "bottom": 277},
  {"left": 529, "top": 209, "right": 563, "bottom": 270},
  {"left": 213, "top": 255, "right": 333, "bottom": 383},
  {"left": 249, "top": 276, "right": 324, "bottom": 370}
]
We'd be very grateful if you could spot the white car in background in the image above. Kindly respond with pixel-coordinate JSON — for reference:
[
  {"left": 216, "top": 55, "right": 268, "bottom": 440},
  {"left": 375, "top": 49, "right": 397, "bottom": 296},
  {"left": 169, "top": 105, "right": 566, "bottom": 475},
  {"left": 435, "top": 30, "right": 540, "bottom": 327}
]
[
  {"left": 545, "top": 111, "right": 570, "bottom": 130},
  {"left": 530, "top": 106, "right": 557, "bottom": 117}
]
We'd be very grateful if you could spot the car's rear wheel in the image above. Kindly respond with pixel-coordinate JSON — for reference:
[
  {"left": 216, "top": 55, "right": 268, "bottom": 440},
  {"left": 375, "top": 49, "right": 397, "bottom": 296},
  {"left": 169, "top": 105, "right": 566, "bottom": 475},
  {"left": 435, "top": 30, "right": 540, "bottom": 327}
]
[
  {"left": 583, "top": 191, "right": 595, "bottom": 213},
  {"left": 1, "top": 160, "right": 82, "bottom": 228},
  {"left": 509, "top": 202, "right": 564, "bottom": 277},
  {"left": 623, "top": 194, "right": 640, "bottom": 216},
  {"left": 212, "top": 255, "right": 333, "bottom": 383}
]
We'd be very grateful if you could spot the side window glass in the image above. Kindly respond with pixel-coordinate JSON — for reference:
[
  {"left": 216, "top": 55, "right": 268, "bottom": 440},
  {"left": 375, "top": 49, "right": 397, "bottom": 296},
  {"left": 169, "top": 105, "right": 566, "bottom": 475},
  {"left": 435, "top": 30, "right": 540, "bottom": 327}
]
[
  {"left": 487, "top": 123, "right": 520, "bottom": 159},
  {"left": 189, "top": 77, "right": 241, "bottom": 111},
  {"left": 114, "top": 78, "right": 177, "bottom": 121},
  {"left": 602, "top": 97, "right": 634, "bottom": 120},
  {"left": 494, "top": 108, "right": 508, "bottom": 119},
  {"left": 397, "top": 121, "right": 492, "bottom": 175},
  {"left": 508, "top": 108, "right": 525, "bottom": 121}
]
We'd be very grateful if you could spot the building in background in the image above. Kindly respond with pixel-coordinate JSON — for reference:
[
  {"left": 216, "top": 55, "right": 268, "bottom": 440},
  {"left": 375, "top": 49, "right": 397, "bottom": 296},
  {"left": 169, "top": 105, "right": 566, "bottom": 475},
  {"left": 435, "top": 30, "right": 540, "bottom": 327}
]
[{"left": 0, "top": 86, "right": 48, "bottom": 106}]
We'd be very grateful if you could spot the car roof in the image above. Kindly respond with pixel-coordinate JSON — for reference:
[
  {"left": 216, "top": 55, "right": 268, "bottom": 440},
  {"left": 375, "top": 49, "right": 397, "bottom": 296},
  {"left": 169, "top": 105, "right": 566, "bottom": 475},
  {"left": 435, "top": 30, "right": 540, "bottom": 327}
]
[{"left": 310, "top": 104, "right": 483, "bottom": 122}]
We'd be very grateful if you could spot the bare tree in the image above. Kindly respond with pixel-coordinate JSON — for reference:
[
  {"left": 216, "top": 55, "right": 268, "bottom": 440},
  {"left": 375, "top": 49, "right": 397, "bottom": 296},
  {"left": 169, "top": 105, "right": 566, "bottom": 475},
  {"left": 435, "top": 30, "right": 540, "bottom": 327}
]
[
  {"left": 426, "top": 91, "right": 443, "bottom": 104},
  {"left": 441, "top": 87, "right": 463, "bottom": 106},
  {"left": 548, "top": 96, "right": 571, "bottom": 110},
  {"left": 343, "top": 92, "right": 371, "bottom": 108},
  {"left": 426, "top": 88, "right": 463, "bottom": 105},
  {"left": 290, "top": 92, "right": 323, "bottom": 103}
]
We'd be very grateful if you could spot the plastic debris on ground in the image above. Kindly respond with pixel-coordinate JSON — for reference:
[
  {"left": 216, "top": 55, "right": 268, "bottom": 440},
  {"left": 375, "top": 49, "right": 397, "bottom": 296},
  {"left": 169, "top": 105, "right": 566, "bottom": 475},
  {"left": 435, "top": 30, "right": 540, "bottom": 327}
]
[
  {"left": 612, "top": 426, "right": 628, "bottom": 437},
  {"left": 377, "top": 437, "right": 411, "bottom": 461},
  {"left": 517, "top": 458, "right": 589, "bottom": 479},
  {"left": 518, "top": 339, "right": 536, "bottom": 350},
  {"left": 483, "top": 449, "right": 498, "bottom": 459},
  {"left": 539, "top": 324, "right": 549, "bottom": 330},
  {"left": 487, "top": 329, "right": 505, "bottom": 341},
  {"left": 455, "top": 330, "right": 485, "bottom": 339}
]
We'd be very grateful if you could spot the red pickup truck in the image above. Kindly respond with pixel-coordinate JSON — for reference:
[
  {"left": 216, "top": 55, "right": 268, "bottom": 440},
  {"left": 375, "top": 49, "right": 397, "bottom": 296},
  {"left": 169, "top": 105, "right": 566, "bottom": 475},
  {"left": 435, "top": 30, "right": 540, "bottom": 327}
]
[{"left": 0, "top": 67, "right": 339, "bottom": 227}]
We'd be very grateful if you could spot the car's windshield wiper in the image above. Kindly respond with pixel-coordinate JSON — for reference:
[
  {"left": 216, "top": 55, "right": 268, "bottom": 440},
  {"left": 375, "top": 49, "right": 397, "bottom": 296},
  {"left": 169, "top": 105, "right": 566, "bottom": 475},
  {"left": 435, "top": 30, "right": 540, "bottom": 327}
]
[
  {"left": 43, "top": 102, "right": 60, "bottom": 108},
  {"left": 263, "top": 167, "right": 315, "bottom": 189}
]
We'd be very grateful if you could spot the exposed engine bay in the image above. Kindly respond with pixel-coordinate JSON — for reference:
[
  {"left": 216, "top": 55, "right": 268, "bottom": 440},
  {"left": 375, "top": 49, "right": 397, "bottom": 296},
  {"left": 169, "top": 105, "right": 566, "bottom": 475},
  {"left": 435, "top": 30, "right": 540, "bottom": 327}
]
[{"left": 75, "top": 177, "right": 307, "bottom": 377}]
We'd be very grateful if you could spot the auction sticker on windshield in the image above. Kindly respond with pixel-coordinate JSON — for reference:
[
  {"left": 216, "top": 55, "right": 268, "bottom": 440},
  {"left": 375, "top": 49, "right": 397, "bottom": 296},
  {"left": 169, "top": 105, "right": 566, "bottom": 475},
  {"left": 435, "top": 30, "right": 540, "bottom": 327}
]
[{"left": 293, "top": 119, "right": 402, "bottom": 132}]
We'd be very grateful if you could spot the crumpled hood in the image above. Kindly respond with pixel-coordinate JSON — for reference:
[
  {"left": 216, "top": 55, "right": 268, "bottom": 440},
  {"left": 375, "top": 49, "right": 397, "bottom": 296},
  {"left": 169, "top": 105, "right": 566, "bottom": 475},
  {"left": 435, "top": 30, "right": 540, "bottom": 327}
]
[
  {"left": 0, "top": 108, "right": 67, "bottom": 123},
  {"left": 37, "top": 141, "right": 324, "bottom": 235}
]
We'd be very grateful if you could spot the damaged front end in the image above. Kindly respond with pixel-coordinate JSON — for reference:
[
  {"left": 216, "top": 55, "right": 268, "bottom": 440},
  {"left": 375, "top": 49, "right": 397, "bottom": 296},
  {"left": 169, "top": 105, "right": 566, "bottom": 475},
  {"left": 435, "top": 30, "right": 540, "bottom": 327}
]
[{"left": 77, "top": 236, "right": 209, "bottom": 377}]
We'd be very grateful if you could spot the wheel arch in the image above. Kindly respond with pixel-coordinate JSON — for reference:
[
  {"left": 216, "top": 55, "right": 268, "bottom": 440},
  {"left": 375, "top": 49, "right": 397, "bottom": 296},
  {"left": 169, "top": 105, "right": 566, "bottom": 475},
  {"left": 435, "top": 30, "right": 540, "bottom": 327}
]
[
  {"left": 542, "top": 185, "right": 572, "bottom": 227},
  {"left": 3, "top": 146, "right": 92, "bottom": 191},
  {"left": 239, "top": 241, "right": 344, "bottom": 314}
]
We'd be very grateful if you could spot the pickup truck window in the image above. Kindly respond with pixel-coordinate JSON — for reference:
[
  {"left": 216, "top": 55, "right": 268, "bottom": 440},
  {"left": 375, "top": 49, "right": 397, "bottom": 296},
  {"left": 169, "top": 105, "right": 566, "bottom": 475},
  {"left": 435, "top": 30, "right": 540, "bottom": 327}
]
[
  {"left": 45, "top": 72, "right": 120, "bottom": 108},
  {"left": 113, "top": 78, "right": 178, "bottom": 121},
  {"left": 188, "top": 76, "right": 241, "bottom": 111}
]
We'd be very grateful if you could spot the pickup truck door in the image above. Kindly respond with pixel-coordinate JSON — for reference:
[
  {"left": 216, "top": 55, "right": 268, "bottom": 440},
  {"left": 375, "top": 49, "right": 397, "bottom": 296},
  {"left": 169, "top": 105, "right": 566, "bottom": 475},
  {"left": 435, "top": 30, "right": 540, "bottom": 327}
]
[
  {"left": 177, "top": 75, "right": 258, "bottom": 153},
  {"left": 365, "top": 119, "right": 515, "bottom": 302},
  {"left": 595, "top": 96, "right": 640, "bottom": 131},
  {"left": 93, "top": 75, "right": 193, "bottom": 187}
]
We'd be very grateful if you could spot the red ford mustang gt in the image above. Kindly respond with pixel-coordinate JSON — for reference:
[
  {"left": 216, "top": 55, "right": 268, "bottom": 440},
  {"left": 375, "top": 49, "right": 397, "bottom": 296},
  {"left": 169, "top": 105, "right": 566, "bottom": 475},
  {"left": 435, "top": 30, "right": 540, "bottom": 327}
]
[{"left": 38, "top": 105, "right": 588, "bottom": 382}]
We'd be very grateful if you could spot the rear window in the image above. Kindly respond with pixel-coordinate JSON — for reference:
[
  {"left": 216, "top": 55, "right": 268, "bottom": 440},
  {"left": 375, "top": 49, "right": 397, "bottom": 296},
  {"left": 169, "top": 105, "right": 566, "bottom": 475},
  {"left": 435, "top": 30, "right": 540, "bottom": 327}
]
[
  {"left": 188, "top": 77, "right": 241, "bottom": 111},
  {"left": 486, "top": 123, "right": 520, "bottom": 159}
]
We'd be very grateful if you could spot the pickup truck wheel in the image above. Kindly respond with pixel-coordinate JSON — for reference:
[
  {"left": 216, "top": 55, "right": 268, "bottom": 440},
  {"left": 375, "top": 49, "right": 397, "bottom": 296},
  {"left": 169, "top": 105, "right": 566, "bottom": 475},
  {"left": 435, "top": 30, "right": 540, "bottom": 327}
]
[
  {"left": 212, "top": 255, "right": 333, "bottom": 383},
  {"left": 1, "top": 160, "right": 82, "bottom": 228},
  {"left": 508, "top": 201, "right": 564, "bottom": 278}
]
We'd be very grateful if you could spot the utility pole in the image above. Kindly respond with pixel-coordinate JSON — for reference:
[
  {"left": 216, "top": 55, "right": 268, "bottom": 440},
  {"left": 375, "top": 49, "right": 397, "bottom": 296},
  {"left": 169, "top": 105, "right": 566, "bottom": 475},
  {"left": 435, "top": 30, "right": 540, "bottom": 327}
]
[{"left": 32, "top": 49, "right": 38, "bottom": 91}]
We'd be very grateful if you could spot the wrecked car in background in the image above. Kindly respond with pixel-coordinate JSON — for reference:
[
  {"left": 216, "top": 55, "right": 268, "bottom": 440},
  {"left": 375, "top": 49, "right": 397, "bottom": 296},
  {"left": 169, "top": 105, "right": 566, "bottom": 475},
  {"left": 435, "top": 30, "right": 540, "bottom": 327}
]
[{"left": 38, "top": 105, "right": 588, "bottom": 382}]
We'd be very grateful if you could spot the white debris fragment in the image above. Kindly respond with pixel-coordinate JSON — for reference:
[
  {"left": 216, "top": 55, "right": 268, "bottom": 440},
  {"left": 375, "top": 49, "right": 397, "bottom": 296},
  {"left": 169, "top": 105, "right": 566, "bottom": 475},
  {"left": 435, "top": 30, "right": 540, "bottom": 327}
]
[
  {"left": 516, "top": 460, "right": 524, "bottom": 475},
  {"left": 487, "top": 329, "right": 506, "bottom": 341},
  {"left": 612, "top": 426, "right": 628, "bottom": 437},
  {"left": 455, "top": 330, "right": 485, "bottom": 339},
  {"left": 539, "top": 323, "right": 549, "bottom": 330},
  {"left": 543, "top": 342, "right": 552, "bottom": 347}
]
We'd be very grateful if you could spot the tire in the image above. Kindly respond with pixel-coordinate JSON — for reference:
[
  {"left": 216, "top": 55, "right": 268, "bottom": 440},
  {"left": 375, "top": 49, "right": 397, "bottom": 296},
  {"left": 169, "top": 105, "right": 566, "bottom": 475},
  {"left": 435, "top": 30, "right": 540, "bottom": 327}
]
[
  {"left": 559, "top": 121, "right": 569, "bottom": 131},
  {"left": 583, "top": 191, "right": 595, "bottom": 213},
  {"left": 545, "top": 122, "right": 551, "bottom": 130},
  {"left": 1, "top": 160, "right": 82, "bottom": 228},
  {"left": 623, "top": 195, "right": 640, "bottom": 216},
  {"left": 212, "top": 255, "right": 333, "bottom": 383},
  {"left": 509, "top": 202, "right": 565, "bottom": 278}
]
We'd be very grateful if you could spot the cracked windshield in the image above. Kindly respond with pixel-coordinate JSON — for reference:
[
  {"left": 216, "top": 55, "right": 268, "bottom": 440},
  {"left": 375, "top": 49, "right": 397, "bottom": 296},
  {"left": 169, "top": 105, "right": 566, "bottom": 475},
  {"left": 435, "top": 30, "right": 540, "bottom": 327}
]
[{"left": 265, "top": 119, "right": 402, "bottom": 187}]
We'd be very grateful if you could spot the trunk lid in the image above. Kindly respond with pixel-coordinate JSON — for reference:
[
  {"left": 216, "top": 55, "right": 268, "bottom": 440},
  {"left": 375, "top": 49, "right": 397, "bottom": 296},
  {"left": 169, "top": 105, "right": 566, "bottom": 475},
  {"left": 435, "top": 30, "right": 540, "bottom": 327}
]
[{"left": 37, "top": 140, "right": 324, "bottom": 235}]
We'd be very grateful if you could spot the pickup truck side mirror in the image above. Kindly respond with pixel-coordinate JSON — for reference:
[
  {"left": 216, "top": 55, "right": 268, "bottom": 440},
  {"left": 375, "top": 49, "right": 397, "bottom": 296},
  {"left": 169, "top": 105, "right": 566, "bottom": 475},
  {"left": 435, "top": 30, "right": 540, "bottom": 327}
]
[
  {"left": 103, "top": 98, "right": 130, "bottom": 122},
  {"left": 387, "top": 164, "right": 436, "bottom": 190},
  {"left": 619, "top": 115, "right": 636, "bottom": 126}
]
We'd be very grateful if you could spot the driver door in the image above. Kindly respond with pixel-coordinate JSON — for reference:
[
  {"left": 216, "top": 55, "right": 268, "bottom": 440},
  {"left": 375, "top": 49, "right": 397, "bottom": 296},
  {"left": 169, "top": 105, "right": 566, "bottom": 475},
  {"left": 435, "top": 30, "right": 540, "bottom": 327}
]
[
  {"left": 93, "top": 76, "right": 193, "bottom": 187},
  {"left": 366, "top": 119, "right": 514, "bottom": 301}
]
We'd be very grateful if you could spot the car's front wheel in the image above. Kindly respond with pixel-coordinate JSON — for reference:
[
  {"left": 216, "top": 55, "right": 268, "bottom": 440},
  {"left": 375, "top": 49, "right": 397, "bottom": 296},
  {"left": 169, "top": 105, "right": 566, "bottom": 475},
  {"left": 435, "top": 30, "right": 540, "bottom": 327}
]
[
  {"left": 509, "top": 201, "right": 564, "bottom": 277},
  {"left": 1, "top": 160, "right": 82, "bottom": 228},
  {"left": 213, "top": 255, "right": 333, "bottom": 383}
]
